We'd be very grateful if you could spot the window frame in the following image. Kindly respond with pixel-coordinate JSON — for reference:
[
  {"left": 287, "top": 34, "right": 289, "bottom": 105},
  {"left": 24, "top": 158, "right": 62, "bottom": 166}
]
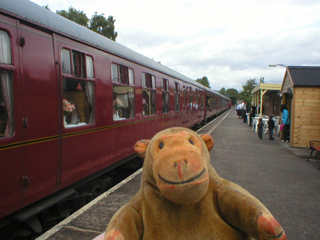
[
  {"left": 112, "top": 63, "right": 135, "bottom": 121},
  {"left": 60, "top": 48, "right": 96, "bottom": 128}
]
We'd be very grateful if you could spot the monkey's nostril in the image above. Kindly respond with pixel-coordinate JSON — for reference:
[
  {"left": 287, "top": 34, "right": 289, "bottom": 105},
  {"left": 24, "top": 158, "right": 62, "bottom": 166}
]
[{"left": 174, "top": 162, "right": 178, "bottom": 167}]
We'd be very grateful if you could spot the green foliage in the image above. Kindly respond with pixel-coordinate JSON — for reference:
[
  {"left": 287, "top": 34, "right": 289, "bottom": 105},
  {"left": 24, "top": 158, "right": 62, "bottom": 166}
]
[
  {"left": 238, "top": 78, "right": 257, "bottom": 104},
  {"left": 226, "top": 88, "right": 238, "bottom": 105},
  {"left": 89, "top": 13, "right": 118, "bottom": 41},
  {"left": 56, "top": 7, "right": 118, "bottom": 41},
  {"left": 196, "top": 76, "right": 211, "bottom": 88},
  {"left": 219, "top": 87, "right": 226, "bottom": 95},
  {"left": 219, "top": 88, "right": 238, "bottom": 105},
  {"left": 56, "top": 7, "right": 89, "bottom": 27}
]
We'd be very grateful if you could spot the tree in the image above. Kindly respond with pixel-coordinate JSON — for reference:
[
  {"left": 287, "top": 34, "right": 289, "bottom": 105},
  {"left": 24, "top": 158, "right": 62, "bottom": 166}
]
[
  {"left": 56, "top": 7, "right": 89, "bottom": 27},
  {"left": 56, "top": 7, "right": 118, "bottom": 41},
  {"left": 219, "top": 87, "right": 226, "bottom": 96},
  {"left": 226, "top": 88, "right": 238, "bottom": 105},
  {"left": 89, "top": 13, "right": 118, "bottom": 41},
  {"left": 196, "top": 76, "right": 211, "bottom": 88},
  {"left": 238, "top": 79, "right": 257, "bottom": 104}
]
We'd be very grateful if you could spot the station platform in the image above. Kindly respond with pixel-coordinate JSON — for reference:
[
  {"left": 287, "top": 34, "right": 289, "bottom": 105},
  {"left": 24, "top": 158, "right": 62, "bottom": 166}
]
[{"left": 37, "top": 108, "right": 320, "bottom": 240}]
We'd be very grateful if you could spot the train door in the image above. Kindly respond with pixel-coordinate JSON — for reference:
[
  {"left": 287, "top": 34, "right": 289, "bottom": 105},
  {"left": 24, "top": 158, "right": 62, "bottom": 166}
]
[
  {"left": 0, "top": 15, "right": 25, "bottom": 218},
  {"left": 18, "top": 23, "right": 60, "bottom": 207},
  {"left": 182, "top": 83, "right": 188, "bottom": 126}
]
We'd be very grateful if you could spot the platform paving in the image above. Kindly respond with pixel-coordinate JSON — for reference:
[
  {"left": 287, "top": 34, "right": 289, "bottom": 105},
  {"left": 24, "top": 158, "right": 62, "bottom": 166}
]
[{"left": 37, "top": 108, "right": 320, "bottom": 240}]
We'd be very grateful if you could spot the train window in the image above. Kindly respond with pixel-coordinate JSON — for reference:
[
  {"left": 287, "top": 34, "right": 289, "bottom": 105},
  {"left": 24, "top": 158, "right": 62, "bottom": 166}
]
[
  {"left": 113, "top": 86, "right": 135, "bottom": 120},
  {"left": 86, "top": 56, "right": 94, "bottom": 78},
  {"left": 142, "top": 72, "right": 156, "bottom": 116},
  {"left": 61, "top": 49, "right": 71, "bottom": 74},
  {"left": 162, "top": 79, "right": 169, "bottom": 113},
  {"left": 174, "top": 82, "right": 180, "bottom": 111},
  {"left": 62, "top": 78, "right": 95, "bottom": 127},
  {"left": 111, "top": 63, "right": 134, "bottom": 85},
  {"left": 0, "top": 71, "right": 14, "bottom": 138},
  {"left": 0, "top": 31, "right": 11, "bottom": 64}
]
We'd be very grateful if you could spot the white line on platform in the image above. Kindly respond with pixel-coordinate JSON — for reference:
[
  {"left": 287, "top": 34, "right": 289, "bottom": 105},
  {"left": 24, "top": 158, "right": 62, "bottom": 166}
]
[{"left": 36, "top": 169, "right": 143, "bottom": 240}]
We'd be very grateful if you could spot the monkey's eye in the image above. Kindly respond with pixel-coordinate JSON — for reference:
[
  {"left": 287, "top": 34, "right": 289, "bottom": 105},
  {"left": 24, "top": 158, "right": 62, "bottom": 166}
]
[
  {"left": 189, "top": 139, "right": 194, "bottom": 145},
  {"left": 159, "top": 142, "right": 164, "bottom": 149}
]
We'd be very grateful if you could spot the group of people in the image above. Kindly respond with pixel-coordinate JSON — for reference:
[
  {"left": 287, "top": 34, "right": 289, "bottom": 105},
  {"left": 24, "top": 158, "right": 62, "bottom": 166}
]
[
  {"left": 236, "top": 101, "right": 290, "bottom": 142},
  {"left": 236, "top": 100, "right": 258, "bottom": 127}
]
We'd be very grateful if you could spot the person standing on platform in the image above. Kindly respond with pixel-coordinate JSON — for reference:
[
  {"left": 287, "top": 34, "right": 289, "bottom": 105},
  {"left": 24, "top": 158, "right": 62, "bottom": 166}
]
[
  {"left": 249, "top": 102, "right": 256, "bottom": 127},
  {"left": 257, "top": 118, "right": 263, "bottom": 140},
  {"left": 268, "top": 115, "right": 275, "bottom": 140},
  {"left": 280, "top": 104, "right": 290, "bottom": 142},
  {"left": 242, "top": 101, "right": 247, "bottom": 123}
]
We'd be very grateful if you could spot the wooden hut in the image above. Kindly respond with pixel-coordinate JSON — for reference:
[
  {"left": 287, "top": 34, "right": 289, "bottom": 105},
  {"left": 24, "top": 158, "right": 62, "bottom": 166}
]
[{"left": 281, "top": 66, "right": 320, "bottom": 148}]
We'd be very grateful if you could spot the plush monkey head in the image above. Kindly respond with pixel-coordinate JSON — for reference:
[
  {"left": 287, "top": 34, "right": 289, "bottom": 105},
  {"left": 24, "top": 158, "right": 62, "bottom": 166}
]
[{"left": 134, "top": 127, "right": 214, "bottom": 205}]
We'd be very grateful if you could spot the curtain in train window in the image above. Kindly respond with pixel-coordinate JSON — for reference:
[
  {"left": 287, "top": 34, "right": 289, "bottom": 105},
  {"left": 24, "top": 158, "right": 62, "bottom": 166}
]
[
  {"left": 61, "top": 49, "right": 71, "bottom": 74},
  {"left": 86, "top": 56, "right": 94, "bottom": 78},
  {"left": 129, "top": 69, "right": 134, "bottom": 85},
  {"left": 0, "top": 71, "right": 14, "bottom": 138},
  {"left": 113, "top": 86, "right": 135, "bottom": 120},
  {"left": 111, "top": 63, "right": 119, "bottom": 82},
  {"left": 62, "top": 78, "right": 95, "bottom": 127},
  {"left": 0, "top": 31, "right": 11, "bottom": 64}
]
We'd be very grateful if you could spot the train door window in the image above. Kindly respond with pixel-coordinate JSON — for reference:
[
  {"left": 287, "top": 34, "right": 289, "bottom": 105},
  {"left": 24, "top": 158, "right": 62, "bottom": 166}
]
[
  {"left": 142, "top": 72, "right": 156, "bottom": 116},
  {"left": 62, "top": 79, "right": 95, "bottom": 127},
  {"left": 174, "top": 82, "right": 180, "bottom": 111},
  {"left": 112, "top": 63, "right": 135, "bottom": 121},
  {"left": 0, "top": 31, "right": 14, "bottom": 138},
  {"left": 61, "top": 49, "right": 71, "bottom": 74},
  {"left": 86, "top": 56, "right": 94, "bottom": 78},
  {"left": 162, "top": 79, "right": 169, "bottom": 113}
]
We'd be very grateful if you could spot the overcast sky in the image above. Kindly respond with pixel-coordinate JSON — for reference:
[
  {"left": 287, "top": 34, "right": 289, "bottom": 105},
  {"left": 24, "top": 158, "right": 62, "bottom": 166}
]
[{"left": 31, "top": 0, "right": 320, "bottom": 91}]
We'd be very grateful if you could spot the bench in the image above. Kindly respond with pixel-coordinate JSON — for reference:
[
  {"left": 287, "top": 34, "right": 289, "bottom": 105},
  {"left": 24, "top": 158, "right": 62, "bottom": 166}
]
[{"left": 307, "top": 140, "right": 320, "bottom": 169}]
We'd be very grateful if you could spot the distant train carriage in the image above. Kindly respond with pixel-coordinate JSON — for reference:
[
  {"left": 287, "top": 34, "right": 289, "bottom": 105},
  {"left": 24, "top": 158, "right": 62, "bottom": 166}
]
[{"left": 0, "top": 0, "right": 230, "bottom": 237}]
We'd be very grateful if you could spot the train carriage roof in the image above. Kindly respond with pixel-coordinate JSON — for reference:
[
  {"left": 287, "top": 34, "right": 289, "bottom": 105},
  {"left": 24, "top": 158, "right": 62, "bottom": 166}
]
[{"left": 0, "top": 0, "right": 229, "bottom": 100}]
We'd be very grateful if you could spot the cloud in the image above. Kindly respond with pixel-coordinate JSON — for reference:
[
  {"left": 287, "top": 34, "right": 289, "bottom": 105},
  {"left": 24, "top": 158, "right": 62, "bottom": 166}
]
[{"left": 31, "top": 0, "right": 320, "bottom": 91}]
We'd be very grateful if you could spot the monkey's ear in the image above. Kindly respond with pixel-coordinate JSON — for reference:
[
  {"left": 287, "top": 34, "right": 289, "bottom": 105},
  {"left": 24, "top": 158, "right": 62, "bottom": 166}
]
[
  {"left": 200, "top": 134, "right": 214, "bottom": 151},
  {"left": 134, "top": 139, "right": 150, "bottom": 158}
]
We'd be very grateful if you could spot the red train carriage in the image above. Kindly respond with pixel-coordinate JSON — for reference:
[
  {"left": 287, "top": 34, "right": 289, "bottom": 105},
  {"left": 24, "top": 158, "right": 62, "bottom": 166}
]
[{"left": 0, "top": 0, "right": 230, "bottom": 237}]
